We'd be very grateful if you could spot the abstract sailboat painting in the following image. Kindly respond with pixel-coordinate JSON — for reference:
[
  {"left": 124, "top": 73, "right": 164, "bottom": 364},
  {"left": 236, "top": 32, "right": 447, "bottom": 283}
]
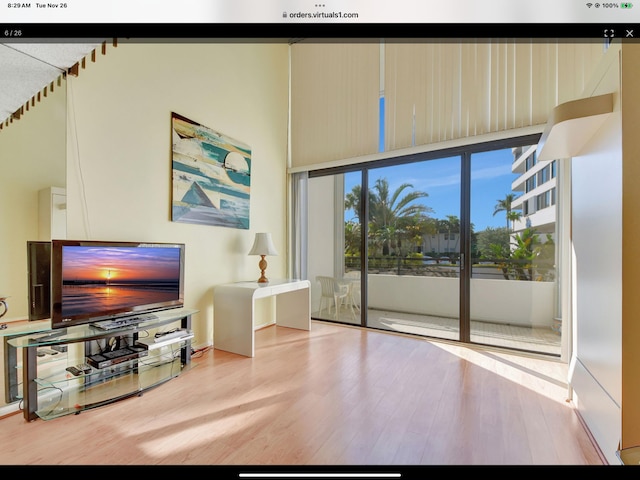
[{"left": 171, "top": 112, "right": 251, "bottom": 229}]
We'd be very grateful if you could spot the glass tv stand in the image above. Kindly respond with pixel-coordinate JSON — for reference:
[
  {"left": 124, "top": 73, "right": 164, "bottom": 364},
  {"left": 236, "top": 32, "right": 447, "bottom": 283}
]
[{"left": 8, "top": 308, "right": 197, "bottom": 421}]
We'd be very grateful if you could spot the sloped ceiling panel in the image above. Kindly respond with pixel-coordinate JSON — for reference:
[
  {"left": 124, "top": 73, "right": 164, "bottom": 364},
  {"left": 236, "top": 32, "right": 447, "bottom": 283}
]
[{"left": 0, "top": 42, "right": 103, "bottom": 125}]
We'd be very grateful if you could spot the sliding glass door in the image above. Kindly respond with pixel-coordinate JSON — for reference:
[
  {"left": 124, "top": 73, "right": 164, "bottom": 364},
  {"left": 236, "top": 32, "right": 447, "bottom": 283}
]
[
  {"left": 365, "top": 158, "right": 461, "bottom": 342},
  {"left": 469, "top": 147, "right": 560, "bottom": 353},
  {"left": 304, "top": 136, "right": 561, "bottom": 356},
  {"left": 308, "top": 172, "right": 362, "bottom": 326}
]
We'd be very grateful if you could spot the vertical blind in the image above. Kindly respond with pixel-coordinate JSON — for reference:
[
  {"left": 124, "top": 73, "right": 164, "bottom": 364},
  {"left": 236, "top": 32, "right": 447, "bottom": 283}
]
[
  {"left": 290, "top": 42, "right": 381, "bottom": 167},
  {"left": 290, "top": 40, "right": 605, "bottom": 169}
]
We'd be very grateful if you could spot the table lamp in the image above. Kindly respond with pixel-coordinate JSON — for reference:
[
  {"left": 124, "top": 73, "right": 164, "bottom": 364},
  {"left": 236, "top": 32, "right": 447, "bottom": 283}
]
[{"left": 248, "top": 233, "right": 278, "bottom": 283}]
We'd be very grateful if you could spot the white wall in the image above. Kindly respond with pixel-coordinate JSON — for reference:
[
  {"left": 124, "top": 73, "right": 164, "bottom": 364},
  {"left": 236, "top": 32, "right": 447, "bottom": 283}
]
[
  {"left": 570, "top": 43, "right": 623, "bottom": 464},
  {"left": 367, "top": 275, "right": 554, "bottom": 327},
  {"left": 64, "top": 42, "right": 289, "bottom": 349},
  {"left": 308, "top": 175, "right": 337, "bottom": 309}
]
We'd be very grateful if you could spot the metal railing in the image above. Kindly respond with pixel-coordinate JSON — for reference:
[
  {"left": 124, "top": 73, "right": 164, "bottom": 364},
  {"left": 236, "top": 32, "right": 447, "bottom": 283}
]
[{"left": 345, "top": 256, "right": 555, "bottom": 281}]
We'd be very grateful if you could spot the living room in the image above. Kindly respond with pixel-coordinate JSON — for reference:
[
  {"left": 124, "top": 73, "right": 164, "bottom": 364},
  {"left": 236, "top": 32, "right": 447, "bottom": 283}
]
[{"left": 2, "top": 32, "right": 640, "bottom": 467}]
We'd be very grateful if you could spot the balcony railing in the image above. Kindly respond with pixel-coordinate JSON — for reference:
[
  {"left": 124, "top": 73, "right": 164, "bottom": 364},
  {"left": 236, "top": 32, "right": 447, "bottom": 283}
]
[{"left": 346, "top": 256, "right": 555, "bottom": 281}]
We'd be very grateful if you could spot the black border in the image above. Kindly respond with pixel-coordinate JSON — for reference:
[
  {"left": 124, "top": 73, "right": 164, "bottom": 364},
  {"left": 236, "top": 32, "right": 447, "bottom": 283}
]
[
  {"left": 0, "top": 465, "right": 614, "bottom": 476},
  {"left": 1, "top": 22, "right": 639, "bottom": 41}
]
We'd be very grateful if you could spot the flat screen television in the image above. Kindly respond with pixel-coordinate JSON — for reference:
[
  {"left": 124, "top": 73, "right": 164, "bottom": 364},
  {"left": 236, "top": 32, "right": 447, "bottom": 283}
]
[{"left": 51, "top": 240, "right": 185, "bottom": 329}]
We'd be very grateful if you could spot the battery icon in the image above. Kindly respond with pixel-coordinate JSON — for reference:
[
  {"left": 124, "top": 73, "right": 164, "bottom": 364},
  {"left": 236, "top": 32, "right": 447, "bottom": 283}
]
[{"left": 621, "top": 2, "right": 633, "bottom": 8}]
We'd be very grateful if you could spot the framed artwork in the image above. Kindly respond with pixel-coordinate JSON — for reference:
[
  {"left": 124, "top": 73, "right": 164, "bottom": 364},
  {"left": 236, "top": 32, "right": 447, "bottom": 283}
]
[{"left": 171, "top": 112, "right": 251, "bottom": 229}]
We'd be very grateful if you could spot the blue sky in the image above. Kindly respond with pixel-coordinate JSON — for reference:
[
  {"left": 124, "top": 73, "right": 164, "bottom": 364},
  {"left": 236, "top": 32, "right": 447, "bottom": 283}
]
[{"left": 344, "top": 147, "right": 519, "bottom": 232}]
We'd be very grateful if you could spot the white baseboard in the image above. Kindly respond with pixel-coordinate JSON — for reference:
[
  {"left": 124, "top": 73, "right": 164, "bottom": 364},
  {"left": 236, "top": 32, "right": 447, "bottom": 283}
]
[
  {"left": 571, "top": 358, "right": 621, "bottom": 465},
  {"left": 0, "top": 402, "right": 20, "bottom": 418}
]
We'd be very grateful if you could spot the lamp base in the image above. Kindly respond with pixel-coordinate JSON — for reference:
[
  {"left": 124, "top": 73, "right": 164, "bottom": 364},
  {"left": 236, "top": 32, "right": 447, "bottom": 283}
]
[{"left": 257, "top": 255, "right": 269, "bottom": 283}]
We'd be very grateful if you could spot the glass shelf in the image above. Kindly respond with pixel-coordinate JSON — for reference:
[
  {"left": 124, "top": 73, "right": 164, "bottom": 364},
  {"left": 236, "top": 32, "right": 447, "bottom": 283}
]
[
  {"left": 8, "top": 308, "right": 197, "bottom": 421},
  {"left": 8, "top": 308, "right": 198, "bottom": 348},
  {"left": 35, "top": 357, "right": 195, "bottom": 421},
  {"left": 33, "top": 341, "right": 192, "bottom": 387},
  {"left": 0, "top": 319, "right": 51, "bottom": 338}
]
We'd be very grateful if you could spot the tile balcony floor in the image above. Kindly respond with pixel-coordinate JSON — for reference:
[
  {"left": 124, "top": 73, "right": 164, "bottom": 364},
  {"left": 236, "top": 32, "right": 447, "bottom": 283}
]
[{"left": 313, "top": 307, "right": 562, "bottom": 356}]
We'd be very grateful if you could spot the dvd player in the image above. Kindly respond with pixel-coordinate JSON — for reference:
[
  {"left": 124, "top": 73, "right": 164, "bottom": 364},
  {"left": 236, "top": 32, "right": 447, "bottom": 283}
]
[
  {"left": 135, "top": 329, "right": 193, "bottom": 350},
  {"left": 86, "top": 345, "right": 148, "bottom": 369}
]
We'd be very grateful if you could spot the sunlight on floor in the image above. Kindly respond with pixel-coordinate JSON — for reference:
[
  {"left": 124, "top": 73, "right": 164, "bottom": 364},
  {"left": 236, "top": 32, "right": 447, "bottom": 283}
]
[{"left": 430, "top": 340, "right": 570, "bottom": 404}]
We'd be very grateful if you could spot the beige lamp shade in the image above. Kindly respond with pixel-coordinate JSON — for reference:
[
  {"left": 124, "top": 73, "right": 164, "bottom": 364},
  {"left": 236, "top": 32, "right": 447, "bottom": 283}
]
[
  {"left": 248, "top": 233, "right": 278, "bottom": 256},
  {"left": 248, "top": 233, "right": 278, "bottom": 283}
]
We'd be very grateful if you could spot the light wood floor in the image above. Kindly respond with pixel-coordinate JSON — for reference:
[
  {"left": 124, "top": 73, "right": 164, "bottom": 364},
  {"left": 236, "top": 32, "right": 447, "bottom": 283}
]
[{"left": 0, "top": 321, "right": 604, "bottom": 467}]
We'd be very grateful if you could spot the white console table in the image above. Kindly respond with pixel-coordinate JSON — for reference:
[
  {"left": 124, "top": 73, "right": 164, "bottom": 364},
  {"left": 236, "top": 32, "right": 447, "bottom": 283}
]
[{"left": 213, "top": 279, "right": 311, "bottom": 357}]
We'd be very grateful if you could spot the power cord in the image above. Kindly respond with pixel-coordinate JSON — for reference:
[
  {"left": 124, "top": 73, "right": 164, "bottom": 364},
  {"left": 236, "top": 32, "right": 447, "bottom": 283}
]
[
  {"left": 190, "top": 345, "right": 212, "bottom": 358},
  {"left": 35, "top": 385, "right": 63, "bottom": 417}
]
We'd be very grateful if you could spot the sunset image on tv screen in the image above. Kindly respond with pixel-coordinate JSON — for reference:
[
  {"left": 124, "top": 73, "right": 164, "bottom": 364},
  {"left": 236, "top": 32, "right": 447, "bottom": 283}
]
[{"left": 60, "top": 245, "right": 181, "bottom": 317}]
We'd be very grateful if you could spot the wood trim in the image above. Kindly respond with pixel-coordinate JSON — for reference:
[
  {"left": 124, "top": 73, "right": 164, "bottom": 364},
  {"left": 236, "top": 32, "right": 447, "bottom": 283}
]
[{"left": 2, "top": 38, "right": 118, "bottom": 132}]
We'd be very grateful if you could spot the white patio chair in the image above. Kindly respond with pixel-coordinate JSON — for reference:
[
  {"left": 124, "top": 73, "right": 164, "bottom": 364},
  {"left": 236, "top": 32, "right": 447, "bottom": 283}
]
[
  {"left": 344, "top": 271, "right": 361, "bottom": 313},
  {"left": 316, "top": 275, "right": 351, "bottom": 319}
]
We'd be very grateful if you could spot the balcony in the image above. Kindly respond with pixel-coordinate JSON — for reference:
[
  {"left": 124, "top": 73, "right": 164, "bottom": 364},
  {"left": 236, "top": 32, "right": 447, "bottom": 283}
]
[{"left": 311, "top": 263, "right": 560, "bottom": 357}]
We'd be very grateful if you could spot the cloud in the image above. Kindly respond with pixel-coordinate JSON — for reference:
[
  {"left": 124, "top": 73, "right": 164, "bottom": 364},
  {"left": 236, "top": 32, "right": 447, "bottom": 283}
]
[{"left": 471, "top": 164, "right": 512, "bottom": 181}]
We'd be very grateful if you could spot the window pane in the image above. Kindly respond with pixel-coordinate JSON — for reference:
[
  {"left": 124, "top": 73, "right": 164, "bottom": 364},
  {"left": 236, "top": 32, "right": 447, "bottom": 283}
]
[
  {"left": 367, "top": 157, "right": 461, "bottom": 341},
  {"left": 470, "top": 146, "right": 560, "bottom": 355}
]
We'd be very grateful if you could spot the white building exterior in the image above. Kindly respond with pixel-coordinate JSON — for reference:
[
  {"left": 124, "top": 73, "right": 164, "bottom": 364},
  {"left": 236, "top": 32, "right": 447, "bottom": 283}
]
[{"left": 510, "top": 144, "right": 557, "bottom": 237}]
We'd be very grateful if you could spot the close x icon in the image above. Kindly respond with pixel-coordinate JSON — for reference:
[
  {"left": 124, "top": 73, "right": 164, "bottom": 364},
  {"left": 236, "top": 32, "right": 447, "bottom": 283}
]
[{"left": 603, "top": 28, "right": 636, "bottom": 37}]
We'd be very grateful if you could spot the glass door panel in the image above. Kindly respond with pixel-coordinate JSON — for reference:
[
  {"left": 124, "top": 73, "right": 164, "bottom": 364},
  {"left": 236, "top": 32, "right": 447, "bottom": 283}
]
[
  {"left": 469, "top": 147, "right": 560, "bottom": 355},
  {"left": 342, "top": 171, "right": 363, "bottom": 325},
  {"left": 366, "top": 158, "right": 461, "bottom": 341},
  {"left": 308, "top": 173, "right": 361, "bottom": 325}
]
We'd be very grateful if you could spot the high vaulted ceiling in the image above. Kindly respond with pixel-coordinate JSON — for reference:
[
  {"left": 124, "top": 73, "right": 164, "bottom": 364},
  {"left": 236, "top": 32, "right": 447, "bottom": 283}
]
[{"left": 0, "top": 42, "right": 104, "bottom": 127}]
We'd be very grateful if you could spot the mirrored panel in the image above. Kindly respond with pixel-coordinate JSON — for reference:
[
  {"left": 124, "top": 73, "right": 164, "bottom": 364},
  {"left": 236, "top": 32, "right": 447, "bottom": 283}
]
[{"left": 0, "top": 49, "right": 68, "bottom": 323}]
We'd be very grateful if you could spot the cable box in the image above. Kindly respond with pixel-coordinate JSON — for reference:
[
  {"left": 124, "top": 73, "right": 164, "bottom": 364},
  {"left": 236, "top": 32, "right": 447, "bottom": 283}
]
[
  {"left": 86, "top": 345, "right": 148, "bottom": 369},
  {"left": 135, "top": 329, "right": 193, "bottom": 350}
]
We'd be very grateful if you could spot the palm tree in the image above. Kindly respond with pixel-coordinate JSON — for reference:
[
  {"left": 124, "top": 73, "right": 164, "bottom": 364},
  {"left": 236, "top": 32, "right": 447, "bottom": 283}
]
[
  {"left": 368, "top": 178, "right": 432, "bottom": 255},
  {"left": 493, "top": 193, "right": 519, "bottom": 231},
  {"left": 344, "top": 220, "right": 361, "bottom": 256},
  {"left": 404, "top": 215, "right": 433, "bottom": 253},
  {"left": 444, "top": 214, "right": 460, "bottom": 253},
  {"left": 506, "top": 210, "right": 523, "bottom": 232},
  {"left": 511, "top": 227, "right": 540, "bottom": 280},
  {"left": 345, "top": 184, "right": 363, "bottom": 223}
]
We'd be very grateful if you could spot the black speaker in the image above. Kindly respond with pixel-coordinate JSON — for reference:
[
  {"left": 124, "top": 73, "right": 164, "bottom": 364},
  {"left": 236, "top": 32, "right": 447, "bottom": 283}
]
[{"left": 27, "top": 241, "right": 51, "bottom": 321}]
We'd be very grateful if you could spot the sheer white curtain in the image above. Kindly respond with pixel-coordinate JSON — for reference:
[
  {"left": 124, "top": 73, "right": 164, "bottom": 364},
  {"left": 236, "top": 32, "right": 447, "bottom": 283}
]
[{"left": 290, "top": 171, "right": 308, "bottom": 280}]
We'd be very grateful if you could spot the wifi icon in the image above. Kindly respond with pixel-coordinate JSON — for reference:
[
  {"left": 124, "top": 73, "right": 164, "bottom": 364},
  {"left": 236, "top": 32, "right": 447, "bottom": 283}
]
[{"left": 587, "top": 2, "right": 593, "bottom": 6}]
